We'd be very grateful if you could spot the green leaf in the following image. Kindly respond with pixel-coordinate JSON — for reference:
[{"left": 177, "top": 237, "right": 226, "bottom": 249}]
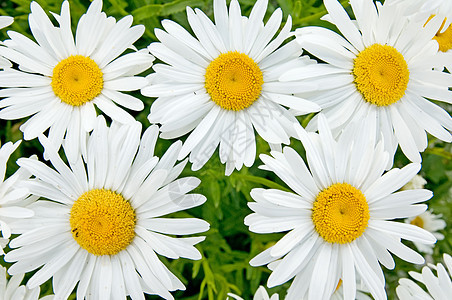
[
  {"left": 132, "top": 0, "right": 205, "bottom": 21},
  {"left": 192, "top": 260, "right": 202, "bottom": 278},
  {"left": 132, "top": 4, "right": 163, "bottom": 20},
  {"left": 210, "top": 179, "right": 222, "bottom": 208},
  {"left": 232, "top": 173, "right": 291, "bottom": 192}
]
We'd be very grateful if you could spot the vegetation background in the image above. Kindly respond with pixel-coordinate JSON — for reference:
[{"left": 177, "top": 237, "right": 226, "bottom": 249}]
[{"left": 0, "top": 0, "right": 450, "bottom": 299}]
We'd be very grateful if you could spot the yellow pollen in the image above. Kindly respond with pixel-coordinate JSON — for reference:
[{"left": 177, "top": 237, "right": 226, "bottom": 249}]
[
  {"left": 205, "top": 51, "right": 263, "bottom": 111},
  {"left": 312, "top": 183, "right": 370, "bottom": 244},
  {"left": 52, "top": 55, "right": 103, "bottom": 106},
  {"left": 410, "top": 216, "right": 424, "bottom": 228},
  {"left": 352, "top": 44, "right": 409, "bottom": 106},
  {"left": 335, "top": 279, "right": 343, "bottom": 292},
  {"left": 70, "top": 189, "right": 136, "bottom": 256},
  {"left": 433, "top": 18, "right": 452, "bottom": 52}
]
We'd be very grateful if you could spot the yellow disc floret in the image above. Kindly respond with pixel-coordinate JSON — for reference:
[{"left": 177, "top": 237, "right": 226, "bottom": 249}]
[
  {"left": 335, "top": 279, "right": 343, "bottom": 292},
  {"left": 52, "top": 55, "right": 104, "bottom": 106},
  {"left": 434, "top": 18, "right": 452, "bottom": 52},
  {"left": 205, "top": 51, "right": 263, "bottom": 111},
  {"left": 353, "top": 44, "right": 409, "bottom": 106},
  {"left": 312, "top": 183, "right": 370, "bottom": 244},
  {"left": 410, "top": 216, "right": 425, "bottom": 228},
  {"left": 70, "top": 189, "right": 136, "bottom": 256}
]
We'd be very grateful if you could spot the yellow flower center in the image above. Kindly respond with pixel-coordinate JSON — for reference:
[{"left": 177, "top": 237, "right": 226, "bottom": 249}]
[
  {"left": 312, "top": 183, "right": 370, "bottom": 244},
  {"left": 335, "top": 279, "right": 343, "bottom": 292},
  {"left": 70, "top": 189, "right": 136, "bottom": 256},
  {"left": 352, "top": 44, "right": 409, "bottom": 106},
  {"left": 433, "top": 18, "right": 452, "bottom": 52},
  {"left": 52, "top": 55, "right": 104, "bottom": 106},
  {"left": 205, "top": 51, "right": 263, "bottom": 111},
  {"left": 410, "top": 216, "right": 424, "bottom": 228}
]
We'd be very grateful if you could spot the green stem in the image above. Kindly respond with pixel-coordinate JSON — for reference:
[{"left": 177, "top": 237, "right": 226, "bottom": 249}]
[
  {"left": 294, "top": 0, "right": 350, "bottom": 25},
  {"left": 232, "top": 173, "right": 291, "bottom": 192},
  {"left": 107, "top": 0, "right": 129, "bottom": 16},
  {"left": 424, "top": 148, "right": 452, "bottom": 160}
]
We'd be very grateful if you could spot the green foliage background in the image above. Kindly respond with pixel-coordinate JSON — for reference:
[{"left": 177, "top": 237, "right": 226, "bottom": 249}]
[{"left": 0, "top": 0, "right": 451, "bottom": 299}]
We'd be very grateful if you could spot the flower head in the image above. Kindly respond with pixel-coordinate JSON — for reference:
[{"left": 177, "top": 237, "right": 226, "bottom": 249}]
[
  {"left": 0, "top": 0, "right": 154, "bottom": 162},
  {"left": 397, "top": 253, "right": 452, "bottom": 300},
  {"left": 281, "top": 0, "right": 452, "bottom": 167},
  {"left": 0, "top": 141, "right": 34, "bottom": 240},
  {"left": 5, "top": 117, "right": 209, "bottom": 299},
  {"left": 245, "top": 115, "right": 436, "bottom": 299},
  {"left": 142, "top": 0, "right": 320, "bottom": 175},
  {"left": 387, "top": 0, "right": 452, "bottom": 72},
  {"left": 0, "top": 266, "right": 54, "bottom": 300},
  {"left": 401, "top": 174, "right": 428, "bottom": 191},
  {"left": 406, "top": 210, "right": 446, "bottom": 254}
]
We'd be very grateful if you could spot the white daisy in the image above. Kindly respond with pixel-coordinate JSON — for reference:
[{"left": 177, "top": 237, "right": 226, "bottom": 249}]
[
  {"left": 0, "top": 0, "right": 154, "bottom": 162},
  {"left": 401, "top": 174, "right": 428, "bottom": 191},
  {"left": 227, "top": 286, "right": 278, "bottom": 300},
  {"left": 0, "top": 140, "right": 34, "bottom": 240},
  {"left": 400, "top": 174, "right": 445, "bottom": 255},
  {"left": 245, "top": 115, "right": 436, "bottom": 300},
  {"left": 387, "top": 0, "right": 452, "bottom": 71},
  {"left": 142, "top": 0, "right": 320, "bottom": 175},
  {"left": 0, "top": 16, "right": 14, "bottom": 68},
  {"left": 0, "top": 266, "right": 54, "bottom": 300},
  {"left": 387, "top": 0, "right": 452, "bottom": 19},
  {"left": 5, "top": 117, "right": 210, "bottom": 300},
  {"left": 406, "top": 210, "right": 446, "bottom": 254},
  {"left": 281, "top": 0, "right": 452, "bottom": 166},
  {"left": 396, "top": 253, "right": 452, "bottom": 300}
]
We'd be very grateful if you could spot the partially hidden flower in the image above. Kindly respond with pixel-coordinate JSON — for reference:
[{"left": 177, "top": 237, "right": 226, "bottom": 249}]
[
  {"left": 0, "top": 140, "right": 34, "bottom": 240},
  {"left": 227, "top": 286, "right": 278, "bottom": 300},
  {"left": 406, "top": 210, "right": 446, "bottom": 254},
  {"left": 0, "top": 266, "right": 54, "bottom": 300},
  {"left": 397, "top": 253, "right": 452, "bottom": 300}
]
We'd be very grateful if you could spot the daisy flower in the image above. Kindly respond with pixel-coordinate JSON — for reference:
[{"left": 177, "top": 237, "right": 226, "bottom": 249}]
[
  {"left": 0, "top": 140, "right": 34, "bottom": 240},
  {"left": 387, "top": 0, "right": 452, "bottom": 20},
  {"left": 401, "top": 174, "right": 428, "bottom": 190},
  {"left": 5, "top": 117, "right": 209, "bottom": 300},
  {"left": 400, "top": 175, "right": 445, "bottom": 255},
  {"left": 142, "top": 0, "right": 320, "bottom": 175},
  {"left": 281, "top": 0, "right": 452, "bottom": 166},
  {"left": 0, "top": 0, "right": 154, "bottom": 162},
  {"left": 0, "top": 266, "right": 54, "bottom": 300},
  {"left": 396, "top": 253, "right": 452, "bottom": 300},
  {"left": 245, "top": 115, "right": 436, "bottom": 300},
  {"left": 388, "top": 0, "right": 452, "bottom": 71},
  {"left": 406, "top": 210, "right": 446, "bottom": 254},
  {"left": 227, "top": 286, "right": 278, "bottom": 300}
]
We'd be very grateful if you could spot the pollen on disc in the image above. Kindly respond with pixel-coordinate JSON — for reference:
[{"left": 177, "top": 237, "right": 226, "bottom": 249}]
[
  {"left": 312, "top": 183, "right": 370, "bottom": 244},
  {"left": 52, "top": 55, "right": 104, "bottom": 106},
  {"left": 353, "top": 44, "right": 409, "bottom": 107},
  {"left": 70, "top": 189, "right": 136, "bottom": 256},
  {"left": 205, "top": 51, "right": 263, "bottom": 111}
]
